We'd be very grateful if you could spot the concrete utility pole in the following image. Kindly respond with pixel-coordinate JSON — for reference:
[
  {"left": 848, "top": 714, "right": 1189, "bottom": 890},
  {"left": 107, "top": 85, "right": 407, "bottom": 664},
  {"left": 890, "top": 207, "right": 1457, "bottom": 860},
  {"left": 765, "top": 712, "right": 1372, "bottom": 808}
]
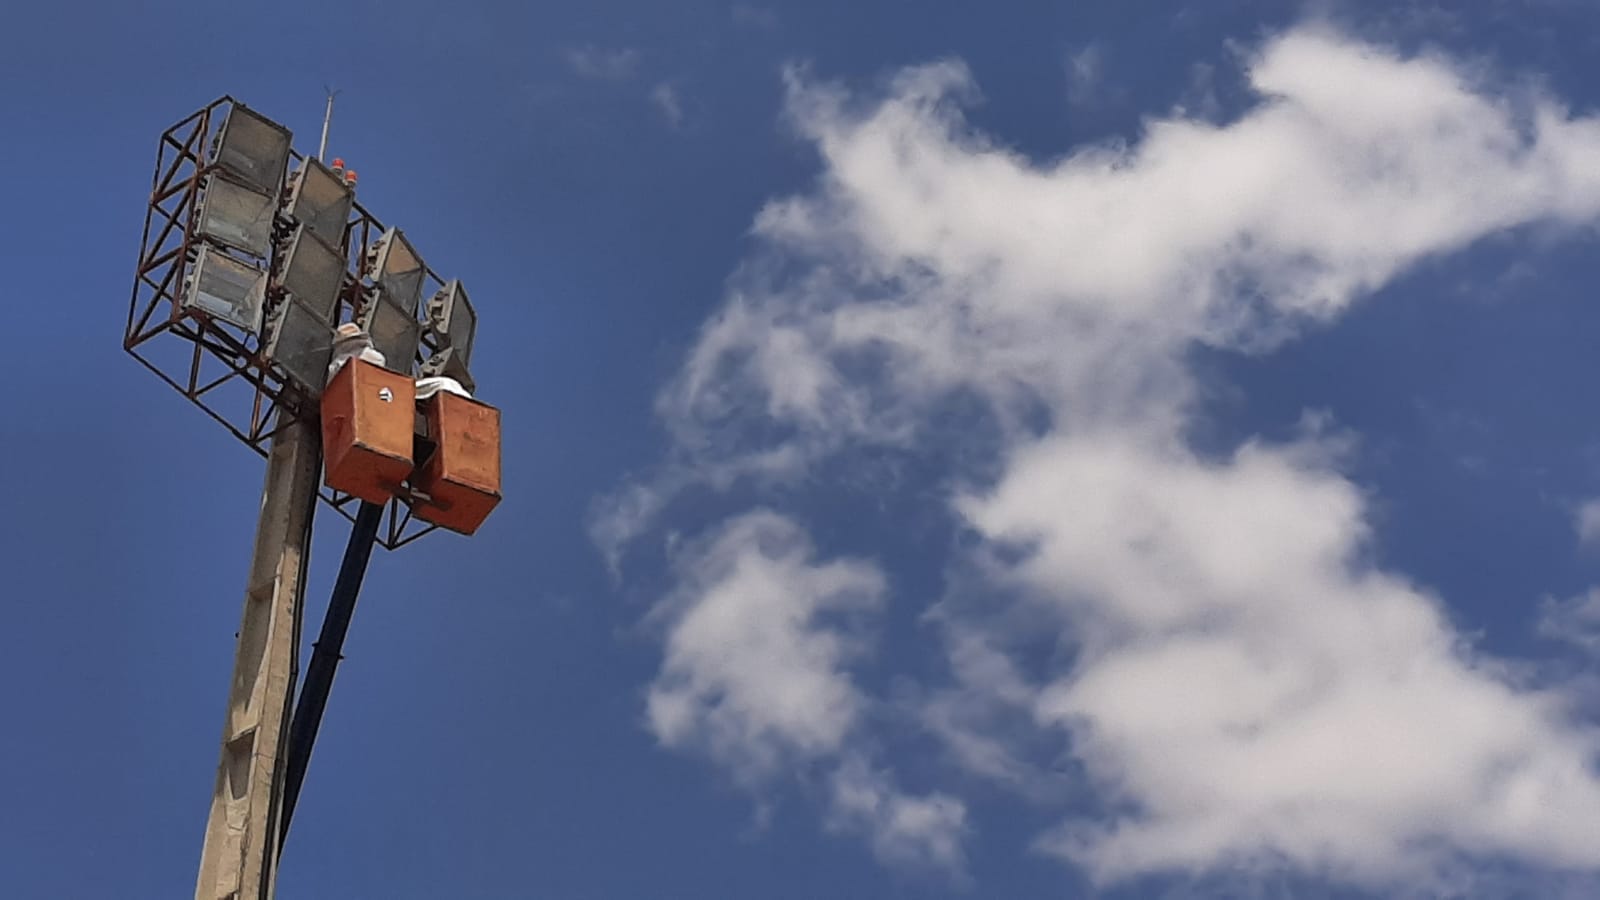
[{"left": 194, "top": 416, "right": 320, "bottom": 900}]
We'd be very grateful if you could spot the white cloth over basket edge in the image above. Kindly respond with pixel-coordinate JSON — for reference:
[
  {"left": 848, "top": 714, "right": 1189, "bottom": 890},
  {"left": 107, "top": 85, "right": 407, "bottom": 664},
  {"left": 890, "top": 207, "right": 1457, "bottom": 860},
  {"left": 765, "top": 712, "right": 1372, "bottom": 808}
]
[
  {"left": 415, "top": 376, "right": 472, "bottom": 400},
  {"left": 327, "top": 329, "right": 387, "bottom": 384}
]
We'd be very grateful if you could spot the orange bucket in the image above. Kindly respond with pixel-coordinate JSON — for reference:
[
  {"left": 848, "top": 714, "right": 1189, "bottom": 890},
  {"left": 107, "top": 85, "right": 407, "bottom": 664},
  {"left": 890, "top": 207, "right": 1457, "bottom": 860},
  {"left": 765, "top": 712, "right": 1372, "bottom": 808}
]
[
  {"left": 412, "top": 391, "right": 501, "bottom": 535},
  {"left": 320, "top": 359, "right": 415, "bottom": 505}
]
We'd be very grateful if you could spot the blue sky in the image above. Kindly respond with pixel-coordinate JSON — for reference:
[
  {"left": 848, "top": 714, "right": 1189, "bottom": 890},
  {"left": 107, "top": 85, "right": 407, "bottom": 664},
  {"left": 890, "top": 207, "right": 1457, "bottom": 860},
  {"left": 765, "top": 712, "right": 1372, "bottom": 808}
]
[{"left": 7, "top": 1, "right": 1600, "bottom": 897}]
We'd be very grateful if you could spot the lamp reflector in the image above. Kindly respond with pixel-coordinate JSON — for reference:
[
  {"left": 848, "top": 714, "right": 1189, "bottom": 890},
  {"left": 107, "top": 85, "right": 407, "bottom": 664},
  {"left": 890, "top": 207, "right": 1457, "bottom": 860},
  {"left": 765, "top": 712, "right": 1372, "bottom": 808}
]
[
  {"left": 286, "top": 158, "right": 354, "bottom": 246},
  {"left": 196, "top": 174, "right": 275, "bottom": 257},
  {"left": 361, "top": 295, "right": 421, "bottom": 375},
  {"left": 275, "top": 226, "right": 346, "bottom": 323},
  {"left": 184, "top": 246, "right": 266, "bottom": 333},
  {"left": 214, "top": 105, "right": 291, "bottom": 196},
  {"left": 368, "top": 227, "right": 425, "bottom": 316},
  {"left": 266, "top": 299, "right": 337, "bottom": 395}
]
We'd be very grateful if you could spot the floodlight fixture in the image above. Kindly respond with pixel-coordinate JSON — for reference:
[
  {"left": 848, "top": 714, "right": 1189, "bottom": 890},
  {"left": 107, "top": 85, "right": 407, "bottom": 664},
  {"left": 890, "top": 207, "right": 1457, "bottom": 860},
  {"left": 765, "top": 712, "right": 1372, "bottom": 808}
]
[
  {"left": 285, "top": 158, "right": 354, "bottom": 247},
  {"left": 426, "top": 280, "right": 476, "bottom": 364},
  {"left": 420, "top": 347, "right": 474, "bottom": 393},
  {"left": 128, "top": 95, "right": 464, "bottom": 549},
  {"left": 183, "top": 245, "right": 267, "bottom": 333},
  {"left": 195, "top": 174, "right": 276, "bottom": 258},
  {"left": 274, "top": 226, "right": 346, "bottom": 322},
  {"left": 361, "top": 295, "right": 421, "bottom": 376},
  {"left": 213, "top": 105, "right": 292, "bottom": 196},
  {"left": 264, "top": 298, "right": 337, "bottom": 396},
  {"left": 421, "top": 280, "right": 477, "bottom": 390},
  {"left": 367, "top": 227, "right": 425, "bottom": 316}
]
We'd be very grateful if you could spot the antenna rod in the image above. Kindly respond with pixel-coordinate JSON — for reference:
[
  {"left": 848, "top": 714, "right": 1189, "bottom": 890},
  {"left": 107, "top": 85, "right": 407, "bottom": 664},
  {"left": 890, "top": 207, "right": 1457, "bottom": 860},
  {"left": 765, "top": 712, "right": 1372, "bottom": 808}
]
[{"left": 317, "top": 87, "right": 339, "bottom": 160}]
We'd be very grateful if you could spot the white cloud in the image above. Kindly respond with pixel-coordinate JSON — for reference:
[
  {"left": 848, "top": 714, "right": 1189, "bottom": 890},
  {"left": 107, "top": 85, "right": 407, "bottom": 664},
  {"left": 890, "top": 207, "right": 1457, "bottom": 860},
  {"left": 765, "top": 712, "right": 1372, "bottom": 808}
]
[
  {"left": 1064, "top": 44, "right": 1105, "bottom": 108},
  {"left": 645, "top": 511, "right": 968, "bottom": 871},
  {"left": 651, "top": 82, "right": 685, "bottom": 129},
  {"left": 564, "top": 45, "right": 640, "bottom": 81},
  {"left": 827, "top": 757, "right": 968, "bottom": 874},
  {"left": 1540, "top": 589, "right": 1600, "bottom": 656},
  {"left": 917, "top": 620, "right": 1045, "bottom": 787},
  {"left": 1575, "top": 498, "right": 1600, "bottom": 549},
  {"left": 971, "top": 434, "right": 1600, "bottom": 884},
  {"left": 647, "top": 511, "right": 883, "bottom": 780},
  {"left": 609, "top": 25, "right": 1600, "bottom": 889}
]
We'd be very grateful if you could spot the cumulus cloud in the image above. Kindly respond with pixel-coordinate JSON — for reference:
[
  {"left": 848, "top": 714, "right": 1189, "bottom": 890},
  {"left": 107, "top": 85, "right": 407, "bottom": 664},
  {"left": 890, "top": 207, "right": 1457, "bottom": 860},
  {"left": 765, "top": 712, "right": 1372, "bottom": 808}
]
[
  {"left": 827, "top": 757, "right": 968, "bottom": 874},
  {"left": 645, "top": 511, "right": 966, "bottom": 868},
  {"left": 1575, "top": 498, "right": 1600, "bottom": 550},
  {"left": 646, "top": 511, "right": 883, "bottom": 780},
  {"left": 1540, "top": 589, "right": 1600, "bottom": 657},
  {"left": 608, "top": 25, "right": 1600, "bottom": 889},
  {"left": 974, "top": 434, "right": 1600, "bottom": 883}
]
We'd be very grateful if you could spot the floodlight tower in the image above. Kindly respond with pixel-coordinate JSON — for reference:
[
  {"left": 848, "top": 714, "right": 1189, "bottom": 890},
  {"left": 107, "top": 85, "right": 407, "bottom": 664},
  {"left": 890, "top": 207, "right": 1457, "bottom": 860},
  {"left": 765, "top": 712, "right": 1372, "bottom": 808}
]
[{"left": 124, "top": 99, "right": 501, "bottom": 900}]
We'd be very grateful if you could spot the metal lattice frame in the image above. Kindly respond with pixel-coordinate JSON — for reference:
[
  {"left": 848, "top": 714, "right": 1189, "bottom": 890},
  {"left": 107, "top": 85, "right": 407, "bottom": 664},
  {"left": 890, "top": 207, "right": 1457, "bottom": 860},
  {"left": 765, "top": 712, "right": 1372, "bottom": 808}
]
[{"left": 125, "top": 96, "right": 448, "bottom": 550}]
